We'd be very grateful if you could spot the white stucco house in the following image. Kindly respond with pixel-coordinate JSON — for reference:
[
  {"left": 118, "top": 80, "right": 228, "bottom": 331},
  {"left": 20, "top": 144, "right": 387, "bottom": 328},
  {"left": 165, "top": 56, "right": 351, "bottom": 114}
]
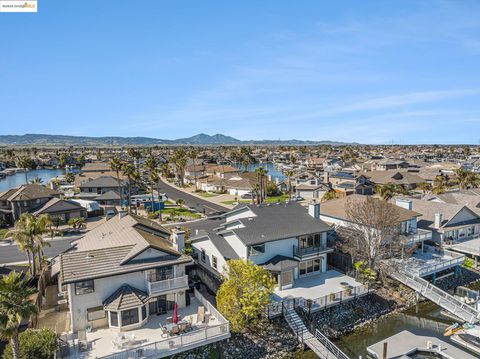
[
  {"left": 54, "top": 213, "right": 230, "bottom": 358},
  {"left": 190, "top": 202, "right": 335, "bottom": 291}
]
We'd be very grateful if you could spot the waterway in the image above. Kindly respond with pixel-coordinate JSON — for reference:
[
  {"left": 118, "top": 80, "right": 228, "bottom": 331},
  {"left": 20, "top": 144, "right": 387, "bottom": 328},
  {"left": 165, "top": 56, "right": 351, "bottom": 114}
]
[
  {"left": 0, "top": 169, "right": 65, "bottom": 192},
  {"left": 333, "top": 302, "right": 458, "bottom": 359},
  {"left": 233, "top": 162, "right": 286, "bottom": 181}
]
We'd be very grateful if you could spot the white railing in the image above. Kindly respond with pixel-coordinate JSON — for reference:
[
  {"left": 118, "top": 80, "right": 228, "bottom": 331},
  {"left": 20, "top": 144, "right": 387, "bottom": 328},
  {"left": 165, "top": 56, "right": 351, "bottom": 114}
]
[
  {"left": 100, "top": 289, "right": 230, "bottom": 359},
  {"left": 194, "top": 289, "right": 229, "bottom": 325},
  {"left": 314, "top": 330, "right": 350, "bottom": 359},
  {"left": 147, "top": 275, "right": 189, "bottom": 295},
  {"left": 99, "top": 323, "right": 230, "bottom": 359},
  {"left": 266, "top": 283, "right": 373, "bottom": 318},
  {"left": 408, "top": 229, "right": 432, "bottom": 242}
]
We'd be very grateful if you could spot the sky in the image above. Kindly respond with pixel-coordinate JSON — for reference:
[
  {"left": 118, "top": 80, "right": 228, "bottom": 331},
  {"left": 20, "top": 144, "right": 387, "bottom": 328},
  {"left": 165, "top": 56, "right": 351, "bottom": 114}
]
[{"left": 1, "top": 0, "right": 480, "bottom": 144}]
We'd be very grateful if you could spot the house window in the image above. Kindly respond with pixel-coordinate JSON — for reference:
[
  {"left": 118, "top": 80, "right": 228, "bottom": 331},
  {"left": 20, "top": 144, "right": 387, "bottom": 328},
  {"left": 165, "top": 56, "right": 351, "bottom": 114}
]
[
  {"left": 249, "top": 244, "right": 265, "bottom": 256},
  {"left": 121, "top": 308, "right": 139, "bottom": 326},
  {"left": 87, "top": 306, "right": 106, "bottom": 321},
  {"left": 75, "top": 280, "right": 94, "bottom": 295},
  {"left": 141, "top": 305, "right": 147, "bottom": 321},
  {"left": 212, "top": 256, "right": 218, "bottom": 270},
  {"left": 110, "top": 311, "right": 118, "bottom": 327},
  {"left": 201, "top": 249, "right": 206, "bottom": 263}
]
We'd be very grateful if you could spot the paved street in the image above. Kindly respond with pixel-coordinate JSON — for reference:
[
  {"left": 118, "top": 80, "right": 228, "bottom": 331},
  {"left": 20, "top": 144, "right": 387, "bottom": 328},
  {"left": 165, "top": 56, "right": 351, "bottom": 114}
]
[
  {"left": 158, "top": 178, "right": 229, "bottom": 215},
  {"left": 0, "top": 236, "right": 79, "bottom": 265}
]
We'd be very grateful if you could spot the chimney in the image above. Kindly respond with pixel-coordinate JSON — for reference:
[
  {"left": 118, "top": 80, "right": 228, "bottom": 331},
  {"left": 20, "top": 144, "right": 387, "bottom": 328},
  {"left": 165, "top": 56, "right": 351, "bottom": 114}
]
[
  {"left": 434, "top": 213, "right": 443, "bottom": 229},
  {"left": 171, "top": 227, "right": 185, "bottom": 252},
  {"left": 395, "top": 198, "right": 412, "bottom": 211},
  {"left": 118, "top": 210, "right": 127, "bottom": 219},
  {"left": 308, "top": 201, "right": 320, "bottom": 219}
]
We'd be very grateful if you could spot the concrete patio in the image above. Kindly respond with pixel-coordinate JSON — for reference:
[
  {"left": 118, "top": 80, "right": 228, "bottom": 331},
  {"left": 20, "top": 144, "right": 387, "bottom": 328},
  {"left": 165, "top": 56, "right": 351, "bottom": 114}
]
[
  {"left": 273, "top": 270, "right": 362, "bottom": 301},
  {"left": 65, "top": 293, "right": 230, "bottom": 359}
]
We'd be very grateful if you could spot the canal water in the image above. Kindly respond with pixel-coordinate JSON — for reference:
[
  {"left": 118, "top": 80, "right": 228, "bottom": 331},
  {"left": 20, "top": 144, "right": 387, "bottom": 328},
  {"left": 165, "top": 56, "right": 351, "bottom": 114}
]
[
  {"left": 233, "top": 162, "right": 286, "bottom": 181},
  {"left": 0, "top": 169, "right": 65, "bottom": 192},
  {"left": 300, "top": 302, "right": 456, "bottom": 359}
]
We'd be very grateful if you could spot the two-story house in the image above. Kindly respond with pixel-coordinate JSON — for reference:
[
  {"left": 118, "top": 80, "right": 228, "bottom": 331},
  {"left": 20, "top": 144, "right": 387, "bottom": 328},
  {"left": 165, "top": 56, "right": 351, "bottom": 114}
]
[
  {"left": 57, "top": 213, "right": 191, "bottom": 333},
  {"left": 0, "top": 184, "right": 60, "bottom": 224},
  {"left": 190, "top": 202, "right": 333, "bottom": 291}
]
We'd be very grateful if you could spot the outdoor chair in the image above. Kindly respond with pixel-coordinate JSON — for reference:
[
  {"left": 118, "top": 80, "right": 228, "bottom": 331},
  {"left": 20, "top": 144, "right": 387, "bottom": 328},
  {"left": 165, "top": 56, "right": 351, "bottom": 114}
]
[
  {"left": 171, "top": 325, "right": 180, "bottom": 335},
  {"left": 197, "top": 306, "right": 205, "bottom": 323},
  {"left": 180, "top": 322, "right": 188, "bottom": 333},
  {"left": 204, "top": 312, "right": 211, "bottom": 323}
]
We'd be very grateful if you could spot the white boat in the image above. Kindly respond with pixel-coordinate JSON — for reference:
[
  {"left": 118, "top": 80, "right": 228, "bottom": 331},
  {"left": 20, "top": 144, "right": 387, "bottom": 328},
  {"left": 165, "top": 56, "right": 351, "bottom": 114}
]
[{"left": 450, "top": 324, "right": 480, "bottom": 356}]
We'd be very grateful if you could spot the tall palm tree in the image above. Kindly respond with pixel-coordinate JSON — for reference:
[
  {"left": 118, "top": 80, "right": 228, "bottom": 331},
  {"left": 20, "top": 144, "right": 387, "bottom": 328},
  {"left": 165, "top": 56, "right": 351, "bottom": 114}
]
[
  {"left": 433, "top": 175, "right": 448, "bottom": 194},
  {"left": 29, "top": 177, "right": 43, "bottom": 185},
  {"left": 110, "top": 157, "right": 124, "bottom": 208},
  {"left": 375, "top": 183, "right": 397, "bottom": 201},
  {"left": 417, "top": 182, "right": 432, "bottom": 195},
  {"left": 16, "top": 156, "right": 32, "bottom": 185},
  {"left": 6, "top": 214, "right": 52, "bottom": 276},
  {"left": 149, "top": 170, "right": 159, "bottom": 211},
  {"left": 188, "top": 149, "right": 199, "bottom": 189},
  {"left": 171, "top": 149, "right": 188, "bottom": 186},
  {"left": 122, "top": 163, "right": 139, "bottom": 214},
  {"left": 0, "top": 271, "right": 39, "bottom": 359},
  {"left": 286, "top": 170, "right": 294, "bottom": 200}
]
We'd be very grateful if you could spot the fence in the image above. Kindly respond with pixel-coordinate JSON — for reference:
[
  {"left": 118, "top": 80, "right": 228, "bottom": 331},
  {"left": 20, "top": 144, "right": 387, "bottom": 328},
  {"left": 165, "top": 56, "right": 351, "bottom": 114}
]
[
  {"left": 99, "top": 289, "right": 230, "bottom": 359},
  {"left": 314, "top": 330, "right": 350, "bottom": 359},
  {"left": 266, "top": 283, "right": 372, "bottom": 318}
]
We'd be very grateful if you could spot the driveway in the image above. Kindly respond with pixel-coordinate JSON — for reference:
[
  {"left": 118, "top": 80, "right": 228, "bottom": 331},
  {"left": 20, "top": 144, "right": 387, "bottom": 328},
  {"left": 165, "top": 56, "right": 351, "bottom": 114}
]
[{"left": 158, "top": 178, "right": 229, "bottom": 215}]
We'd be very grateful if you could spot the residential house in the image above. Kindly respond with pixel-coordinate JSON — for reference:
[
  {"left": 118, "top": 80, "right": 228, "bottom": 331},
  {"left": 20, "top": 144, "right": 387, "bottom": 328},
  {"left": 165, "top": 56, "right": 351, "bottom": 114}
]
[
  {"left": 32, "top": 198, "right": 87, "bottom": 223},
  {"left": 371, "top": 158, "right": 409, "bottom": 171},
  {"left": 54, "top": 213, "right": 229, "bottom": 358},
  {"left": 363, "top": 170, "right": 425, "bottom": 190},
  {"left": 190, "top": 202, "right": 334, "bottom": 291},
  {"left": 76, "top": 176, "right": 126, "bottom": 205},
  {"left": 0, "top": 184, "right": 60, "bottom": 224}
]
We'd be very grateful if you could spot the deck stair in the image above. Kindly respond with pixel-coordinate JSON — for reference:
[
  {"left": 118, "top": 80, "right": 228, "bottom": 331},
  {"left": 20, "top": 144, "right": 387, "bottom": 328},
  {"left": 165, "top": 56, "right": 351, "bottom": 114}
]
[
  {"left": 389, "top": 268, "right": 480, "bottom": 324},
  {"left": 283, "top": 308, "right": 350, "bottom": 359}
]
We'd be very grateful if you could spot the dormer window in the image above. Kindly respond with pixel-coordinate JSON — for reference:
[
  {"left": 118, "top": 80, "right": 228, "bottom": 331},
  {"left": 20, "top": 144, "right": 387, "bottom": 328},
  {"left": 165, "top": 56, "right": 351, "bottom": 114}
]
[{"left": 249, "top": 244, "right": 265, "bottom": 256}]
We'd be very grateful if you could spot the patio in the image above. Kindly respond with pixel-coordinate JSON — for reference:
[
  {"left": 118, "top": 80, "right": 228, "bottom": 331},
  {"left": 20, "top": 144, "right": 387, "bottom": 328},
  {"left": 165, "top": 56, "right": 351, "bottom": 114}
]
[
  {"left": 67, "top": 292, "right": 230, "bottom": 359},
  {"left": 273, "top": 270, "right": 363, "bottom": 301}
]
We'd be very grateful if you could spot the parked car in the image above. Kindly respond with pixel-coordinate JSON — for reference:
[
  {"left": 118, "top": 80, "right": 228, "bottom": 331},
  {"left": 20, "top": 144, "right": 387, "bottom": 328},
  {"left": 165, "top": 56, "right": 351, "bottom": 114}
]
[
  {"left": 241, "top": 192, "right": 256, "bottom": 199},
  {"left": 293, "top": 195, "right": 304, "bottom": 201}
]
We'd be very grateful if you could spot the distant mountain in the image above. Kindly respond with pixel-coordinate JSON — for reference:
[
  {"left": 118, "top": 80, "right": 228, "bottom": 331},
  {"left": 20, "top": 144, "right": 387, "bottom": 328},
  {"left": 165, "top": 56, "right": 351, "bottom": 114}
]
[{"left": 0, "top": 133, "right": 356, "bottom": 146}]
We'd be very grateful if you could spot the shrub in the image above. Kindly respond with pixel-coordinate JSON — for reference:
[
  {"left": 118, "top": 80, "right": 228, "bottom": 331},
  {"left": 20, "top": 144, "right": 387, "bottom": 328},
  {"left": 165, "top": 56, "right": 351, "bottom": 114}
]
[{"left": 2, "top": 328, "right": 57, "bottom": 359}]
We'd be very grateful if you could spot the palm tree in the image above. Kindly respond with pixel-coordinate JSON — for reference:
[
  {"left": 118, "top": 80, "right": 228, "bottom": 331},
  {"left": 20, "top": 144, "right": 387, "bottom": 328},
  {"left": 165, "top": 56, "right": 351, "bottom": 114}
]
[
  {"left": 254, "top": 167, "right": 268, "bottom": 203},
  {"left": 417, "top": 182, "right": 432, "bottom": 195},
  {"left": 171, "top": 149, "right": 188, "bottom": 186},
  {"left": 110, "top": 157, "right": 124, "bottom": 208},
  {"left": 6, "top": 214, "right": 52, "bottom": 276},
  {"left": 29, "top": 177, "right": 43, "bottom": 185},
  {"left": 16, "top": 156, "right": 32, "bottom": 184},
  {"left": 122, "top": 163, "right": 140, "bottom": 214},
  {"left": 375, "top": 183, "right": 397, "bottom": 201},
  {"left": 286, "top": 170, "right": 294, "bottom": 200},
  {"left": 68, "top": 217, "right": 87, "bottom": 230},
  {"left": 0, "top": 271, "right": 38, "bottom": 359},
  {"left": 188, "top": 149, "right": 199, "bottom": 189},
  {"left": 145, "top": 155, "right": 158, "bottom": 173},
  {"left": 58, "top": 153, "right": 67, "bottom": 169},
  {"left": 149, "top": 171, "right": 159, "bottom": 211},
  {"left": 433, "top": 175, "right": 448, "bottom": 194}
]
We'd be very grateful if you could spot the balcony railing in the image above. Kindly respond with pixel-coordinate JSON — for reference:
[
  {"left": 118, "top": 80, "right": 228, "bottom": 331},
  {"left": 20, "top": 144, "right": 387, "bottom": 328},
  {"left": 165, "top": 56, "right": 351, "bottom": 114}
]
[
  {"left": 293, "top": 240, "right": 334, "bottom": 259},
  {"left": 407, "top": 229, "right": 432, "bottom": 243},
  {"left": 147, "top": 275, "right": 189, "bottom": 295}
]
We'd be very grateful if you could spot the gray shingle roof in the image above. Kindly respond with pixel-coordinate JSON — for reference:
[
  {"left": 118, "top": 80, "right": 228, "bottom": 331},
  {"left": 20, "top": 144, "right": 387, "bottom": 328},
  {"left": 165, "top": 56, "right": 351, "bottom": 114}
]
[
  {"left": 103, "top": 284, "right": 148, "bottom": 311},
  {"left": 228, "top": 202, "right": 332, "bottom": 245},
  {"left": 79, "top": 176, "right": 123, "bottom": 188},
  {"left": 259, "top": 255, "right": 298, "bottom": 272}
]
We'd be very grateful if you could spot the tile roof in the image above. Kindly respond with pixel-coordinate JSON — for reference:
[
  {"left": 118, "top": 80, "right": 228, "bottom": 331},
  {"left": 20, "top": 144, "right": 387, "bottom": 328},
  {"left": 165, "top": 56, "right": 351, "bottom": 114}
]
[
  {"left": 32, "top": 198, "right": 84, "bottom": 215},
  {"left": 321, "top": 194, "right": 420, "bottom": 223},
  {"left": 78, "top": 176, "right": 123, "bottom": 188},
  {"left": 60, "top": 214, "right": 190, "bottom": 283},
  {"left": 5, "top": 185, "right": 58, "bottom": 202},
  {"left": 103, "top": 284, "right": 148, "bottom": 311}
]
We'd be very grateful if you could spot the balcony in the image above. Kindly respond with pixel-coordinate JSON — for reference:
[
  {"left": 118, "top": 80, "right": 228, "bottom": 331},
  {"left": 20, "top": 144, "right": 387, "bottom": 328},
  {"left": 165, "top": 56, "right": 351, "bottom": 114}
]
[
  {"left": 293, "top": 241, "right": 334, "bottom": 260},
  {"left": 406, "top": 228, "right": 433, "bottom": 243},
  {"left": 147, "top": 275, "right": 189, "bottom": 296}
]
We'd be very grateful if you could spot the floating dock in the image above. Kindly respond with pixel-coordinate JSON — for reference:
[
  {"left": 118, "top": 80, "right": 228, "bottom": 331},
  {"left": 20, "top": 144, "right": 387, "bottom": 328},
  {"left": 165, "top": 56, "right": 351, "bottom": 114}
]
[{"left": 367, "top": 330, "right": 477, "bottom": 359}]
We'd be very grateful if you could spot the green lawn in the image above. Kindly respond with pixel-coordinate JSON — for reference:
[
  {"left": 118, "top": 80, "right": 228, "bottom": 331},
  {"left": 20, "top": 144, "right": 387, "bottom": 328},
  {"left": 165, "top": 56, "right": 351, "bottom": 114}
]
[
  {"left": 162, "top": 208, "right": 202, "bottom": 219},
  {"left": 222, "top": 194, "right": 290, "bottom": 205},
  {"left": 195, "top": 191, "right": 219, "bottom": 198}
]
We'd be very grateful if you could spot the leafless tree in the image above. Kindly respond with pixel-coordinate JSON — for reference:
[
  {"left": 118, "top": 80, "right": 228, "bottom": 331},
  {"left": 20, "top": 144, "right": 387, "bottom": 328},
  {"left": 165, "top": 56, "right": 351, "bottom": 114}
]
[{"left": 336, "top": 196, "right": 414, "bottom": 272}]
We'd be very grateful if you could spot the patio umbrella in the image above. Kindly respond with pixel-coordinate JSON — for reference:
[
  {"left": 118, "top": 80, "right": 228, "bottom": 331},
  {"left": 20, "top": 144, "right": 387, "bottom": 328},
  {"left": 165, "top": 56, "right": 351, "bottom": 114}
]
[{"left": 173, "top": 302, "right": 178, "bottom": 324}]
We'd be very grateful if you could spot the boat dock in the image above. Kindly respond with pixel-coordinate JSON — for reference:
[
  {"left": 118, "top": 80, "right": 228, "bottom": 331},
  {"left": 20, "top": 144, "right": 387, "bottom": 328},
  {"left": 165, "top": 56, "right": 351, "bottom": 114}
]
[{"left": 367, "top": 330, "right": 477, "bottom": 359}]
